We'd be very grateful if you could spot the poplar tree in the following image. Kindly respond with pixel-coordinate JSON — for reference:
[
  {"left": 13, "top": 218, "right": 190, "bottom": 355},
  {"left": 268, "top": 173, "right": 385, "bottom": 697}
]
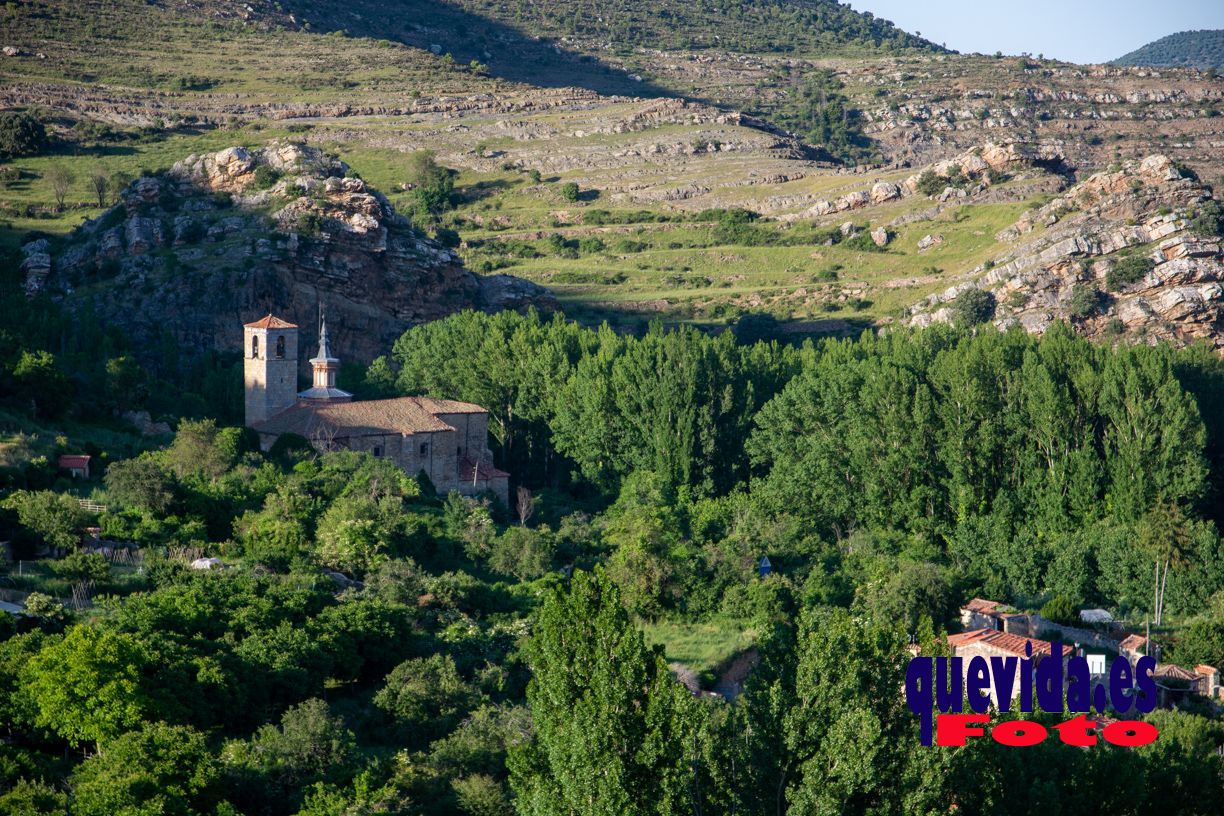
[{"left": 509, "top": 568, "right": 699, "bottom": 816}]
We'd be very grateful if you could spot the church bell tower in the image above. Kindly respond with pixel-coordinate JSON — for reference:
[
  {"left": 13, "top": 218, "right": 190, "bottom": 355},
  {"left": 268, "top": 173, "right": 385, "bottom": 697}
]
[{"left": 244, "top": 314, "right": 299, "bottom": 426}]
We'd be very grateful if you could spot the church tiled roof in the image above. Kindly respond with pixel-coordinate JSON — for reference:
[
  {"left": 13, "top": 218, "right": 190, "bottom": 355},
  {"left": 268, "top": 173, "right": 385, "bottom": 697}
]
[
  {"left": 245, "top": 314, "right": 297, "bottom": 329},
  {"left": 254, "top": 397, "right": 458, "bottom": 438},
  {"left": 412, "top": 396, "right": 490, "bottom": 414}
]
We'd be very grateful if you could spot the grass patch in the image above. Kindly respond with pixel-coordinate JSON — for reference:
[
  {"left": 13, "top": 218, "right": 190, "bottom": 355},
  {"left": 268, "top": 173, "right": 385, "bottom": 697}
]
[{"left": 641, "top": 619, "right": 754, "bottom": 675}]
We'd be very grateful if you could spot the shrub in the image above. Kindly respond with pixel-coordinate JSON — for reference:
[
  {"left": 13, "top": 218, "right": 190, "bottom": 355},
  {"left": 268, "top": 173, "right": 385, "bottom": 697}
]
[
  {"left": 916, "top": 170, "right": 944, "bottom": 196},
  {"left": 843, "top": 231, "right": 888, "bottom": 253},
  {"left": 1040, "top": 595, "right": 1078, "bottom": 625},
  {"left": 577, "top": 236, "right": 606, "bottom": 254},
  {"left": 558, "top": 182, "right": 580, "bottom": 202},
  {"left": 0, "top": 111, "right": 48, "bottom": 159},
  {"left": 434, "top": 227, "right": 461, "bottom": 248},
  {"left": 951, "top": 288, "right": 996, "bottom": 327},
  {"left": 1191, "top": 200, "right": 1223, "bottom": 237},
  {"left": 1105, "top": 253, "right": 1155, "bottom": 292},
  {"left": 1067, "top": 283, "right": 1103, "bottom": 319},
  {"left": 250, "top": 165, "right": 280, "bottom": 191}
]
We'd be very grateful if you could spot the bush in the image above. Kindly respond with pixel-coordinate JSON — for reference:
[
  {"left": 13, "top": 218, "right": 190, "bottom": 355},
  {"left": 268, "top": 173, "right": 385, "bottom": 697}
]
[
  {"left": 1067, "top": 283, "right": 1104, "bottom": 319},
  {"left": 558, "top": 182, "right": 580, "bottom": 202},
  {"left": 951, "top": 288, "right": 996, "bottom": 327},
  {"left": 250, "top": 164, "right": 280, "bottom": 191},
  {"left": 434, "top": 227, "right": 462, "bottom": 248},
  {"left": 1191, "top": 200, "right": 1223, "bottom": 237},
  {"left": 0, "top": 111, "right": 48, "bottom": 159},
  {"left": 1040, "top": 594, "right": 1078, "bottom": 625},
  {"left": 1105, "top": 253, "right": 1155, "bottom": 291},
  {"left": 916, "top": 170, "right": 945, "bottom": 196},
  {"left": 843, "top": 231, "right": 887, "bottom": 253},
  {"left": 577, "top": 236, "right": 606, "bottom": 254}
]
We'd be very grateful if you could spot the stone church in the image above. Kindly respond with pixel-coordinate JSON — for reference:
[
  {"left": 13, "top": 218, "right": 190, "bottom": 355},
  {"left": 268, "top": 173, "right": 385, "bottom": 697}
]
[{"left": 243, "top": 314, "right": 509, "bottom": 504}]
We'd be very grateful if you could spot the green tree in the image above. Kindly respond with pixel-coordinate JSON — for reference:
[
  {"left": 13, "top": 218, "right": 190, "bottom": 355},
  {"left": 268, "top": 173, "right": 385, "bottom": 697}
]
[
  {"left": 0, "top": 779, "right": 67, "bottom": 816},
  {"left": 3, "top": 491, "right": 89, "bottom": 551},
  {"left": 1139, "top": 499, "right": 1196, "bottom": 624},
  {"left": 12, "top": 350, "right": 73, "bottom": 419},
  {"left": 69, "top": 722, "right": 220, "bottom": 816},
  {"left": 508, "top": 568, "right": 699, "bottom": 816},
  {"left": 951, "top": 288, "right": 996, "bottom": 327},
  {"left": 164, "top": 419, "right": 240, "bottom": 481},
  {"left": 374, "top": 655, "right": 484, "bottom": 744},
  {"left": 45, "top": 164, "right": 75, "bottom": 211},
  {"left": 0, "top": 111, "right": 48, "bottom": 159},
  {"left": 406, "top": 150, "right": 455, "bottom": 224},
  {"left": 22, "top": 625, "right": 151, "bottom": 747},
  {"left": 488, "top": 527, "right": 555, "bottom": 581},
  {"left": 51, "top": 551, "right": 110, "bottom": 583},
  {"left": 104, "top": 455, "right": 176, "bottom": 514},
  {"left": 313, "top": 495, "right": 405, "bottom": 575}
]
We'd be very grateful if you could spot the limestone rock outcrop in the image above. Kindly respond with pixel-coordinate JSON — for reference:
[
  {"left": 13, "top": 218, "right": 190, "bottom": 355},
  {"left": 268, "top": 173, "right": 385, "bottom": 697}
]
[
  {"left": 27, "top": 142, "right": 556, "bottom": 372},
  {"left": 908, "top": 154, "right": 1224, "bottom": 349}
]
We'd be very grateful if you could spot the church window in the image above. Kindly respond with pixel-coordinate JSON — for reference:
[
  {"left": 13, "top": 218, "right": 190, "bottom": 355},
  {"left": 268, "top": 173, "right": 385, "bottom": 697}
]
[
  {"left": 373, "top": 446, "right": 383, "bottom": 457},
  {"left": 275, "top": 335, "right": 286, "bottom": 358},
  {"left": 251, "top": 335, "right": 259, "bottom": 358},
  {"left": 420, "top": 442, "right": 429, "bottom": 456}
]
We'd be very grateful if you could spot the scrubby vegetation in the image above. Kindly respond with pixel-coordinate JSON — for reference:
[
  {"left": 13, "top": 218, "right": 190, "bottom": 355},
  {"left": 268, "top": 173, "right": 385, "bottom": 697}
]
[{"left": 1113, "top": 29, "right": 1224, "bottom": 70}]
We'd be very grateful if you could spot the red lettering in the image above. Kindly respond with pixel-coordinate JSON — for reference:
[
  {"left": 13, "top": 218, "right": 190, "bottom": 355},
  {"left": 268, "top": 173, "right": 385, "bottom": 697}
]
[
  {"left": 1053, "top": 714, "right": 1097, "bottom": 747},
  {"left": 991, "top": 719, "right": 1047, "bottom": 747},
  {"left": 936, "top": 713, "right": 990, "bottom": 747},
  {"left": 1102, "top": 720, "right": 1159, "bottom": 747}
]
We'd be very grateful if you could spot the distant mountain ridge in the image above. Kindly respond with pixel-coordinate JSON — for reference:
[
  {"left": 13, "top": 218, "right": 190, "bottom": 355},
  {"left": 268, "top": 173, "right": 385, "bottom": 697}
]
[{"left": 1112, "top": 29, "right": 1224, "bottom": 70}]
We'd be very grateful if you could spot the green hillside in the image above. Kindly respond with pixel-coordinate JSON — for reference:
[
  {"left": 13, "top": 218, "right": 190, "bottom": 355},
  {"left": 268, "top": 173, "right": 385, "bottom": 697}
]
[
  {"left": 285, "top": 0, "right": 944, "bottom": 57},
  {"left": 1112, "top": 29, "right": 1224, "bottom": 69}
]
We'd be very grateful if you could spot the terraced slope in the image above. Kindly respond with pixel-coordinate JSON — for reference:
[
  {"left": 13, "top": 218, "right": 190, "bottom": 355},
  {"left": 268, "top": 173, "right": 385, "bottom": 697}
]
[{"left": 3, "top": 0, "right": 1224, "bottom": 346}]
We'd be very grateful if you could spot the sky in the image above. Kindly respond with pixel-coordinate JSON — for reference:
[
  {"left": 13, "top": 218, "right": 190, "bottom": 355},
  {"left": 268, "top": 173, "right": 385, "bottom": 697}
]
[{"left": 849, "top": 0, "right": 1224, "bottom": 64}]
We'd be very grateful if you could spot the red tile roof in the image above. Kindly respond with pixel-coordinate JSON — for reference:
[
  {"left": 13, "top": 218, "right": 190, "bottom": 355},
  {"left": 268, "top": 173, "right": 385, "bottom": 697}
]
[
  {"left": 254, "top": 397, "right": 458, "bottom": 437},
  {"left": 1153, "top": 663, "right": 1199, "bottom": 682},
  {"left": 57, "top": 455, "right": 91, "bottom": 468},
  {"left": 1119, "top": 634, "right": 1149, "bottom": 653},
  {"left": 963, "top": 598, "right": 1003, "bottom": 614},
  {"left": 1195, "top": 664, "right": 1219, "bottom": 676},
  {"left": 245, "top": 314, "right": 297, "bottom": 329},
  {"left": 947, "top": 628, "right": 1067, "bottom": 659}
]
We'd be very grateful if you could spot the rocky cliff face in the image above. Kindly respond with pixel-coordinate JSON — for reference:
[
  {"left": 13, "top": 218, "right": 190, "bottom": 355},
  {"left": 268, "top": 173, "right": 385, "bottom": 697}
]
[
  {"left": 24, "top": 142, "right": 555, "bottom": 371},
  {"left": 909, "top": 154, "right": 1224, "bottom": 348}
]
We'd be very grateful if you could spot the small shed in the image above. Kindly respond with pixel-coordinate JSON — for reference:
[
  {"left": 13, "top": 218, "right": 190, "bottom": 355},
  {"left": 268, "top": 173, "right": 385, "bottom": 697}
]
[
  {"left": 189, "top": 557, "right": 226, "bottom": 571},
  {"left": 57, "top": 454, "right": 91, "bottom": 479},
  {"left": 1079, "top": 608, "right": 1113, "bottom": 624}
]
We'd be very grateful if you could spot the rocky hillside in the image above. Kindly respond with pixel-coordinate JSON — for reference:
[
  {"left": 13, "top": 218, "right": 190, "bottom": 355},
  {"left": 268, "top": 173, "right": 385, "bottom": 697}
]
[
  {"left": 1114, "top": 30, "right": 1224, "bottom": 70},
  {"left": 909, "top": 154, "right": 1224, "bottom": 348},
  {"left": 4, "top": 0, "right": 1224, "bottom": 351},
  {"left": 20, "top": 143, "right": 554, "bottom": 371}
]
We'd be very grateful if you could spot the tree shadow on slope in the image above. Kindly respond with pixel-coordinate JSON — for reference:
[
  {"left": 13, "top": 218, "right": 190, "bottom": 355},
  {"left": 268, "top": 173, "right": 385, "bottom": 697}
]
[{"left": 282, "top": 0, "right": 677, "bottom": 99}]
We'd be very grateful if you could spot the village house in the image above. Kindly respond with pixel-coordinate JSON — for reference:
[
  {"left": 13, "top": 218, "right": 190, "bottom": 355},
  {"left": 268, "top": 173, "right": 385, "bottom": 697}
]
[
  {"left": 959, "top": 598, "right": 1026, "bottom": 633},
  {"left": 56, "top": 454, "right": 91, "bottom": 479},
  {"left": 243, "top": 314, "right": 509, "bottom": 504},
  {"left": 947, "top": 629, "right": 1070, "bottom": 708}
]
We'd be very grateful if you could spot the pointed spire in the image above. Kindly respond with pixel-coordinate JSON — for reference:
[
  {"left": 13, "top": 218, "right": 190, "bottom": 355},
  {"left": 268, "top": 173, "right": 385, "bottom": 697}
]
[{"left": 310, "top": 308, "right": 339, "bottom": 364}]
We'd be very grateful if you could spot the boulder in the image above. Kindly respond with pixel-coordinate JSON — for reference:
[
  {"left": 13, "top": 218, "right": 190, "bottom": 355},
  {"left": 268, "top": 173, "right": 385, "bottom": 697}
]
[
  {"left": 870, "top": 182, "right": 901, "bottom": 204},
  {"left": 918, "top": 234, "right": 944, "bottom": 251},
  {"left": 838, "top": 190, "right": 871, "bottom": 210},
  {"left": 871, "top": 226, "right": 890, "bottom": 247}
]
